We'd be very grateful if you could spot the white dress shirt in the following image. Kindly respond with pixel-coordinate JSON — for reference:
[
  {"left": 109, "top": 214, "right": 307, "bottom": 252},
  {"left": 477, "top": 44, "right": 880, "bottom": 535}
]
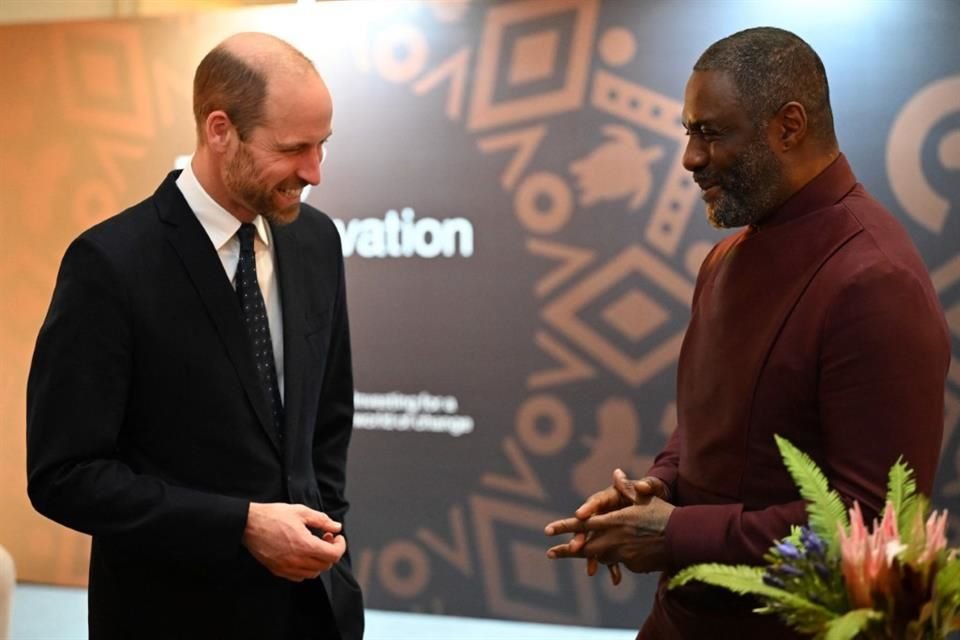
[{"left": 176, "top": 162, "right": 285, "bottom": 400}]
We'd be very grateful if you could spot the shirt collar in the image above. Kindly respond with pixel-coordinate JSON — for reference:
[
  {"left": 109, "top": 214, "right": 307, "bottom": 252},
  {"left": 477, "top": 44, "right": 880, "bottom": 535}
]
[{"left": 175, "top": 159, "right": 271, "bottom": 249}]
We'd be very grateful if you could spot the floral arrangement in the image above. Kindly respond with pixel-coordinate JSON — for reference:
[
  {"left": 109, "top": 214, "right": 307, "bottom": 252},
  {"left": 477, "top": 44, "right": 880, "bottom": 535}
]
[{"left": 668, "top": 435, "right": 960, "bottom": 639}]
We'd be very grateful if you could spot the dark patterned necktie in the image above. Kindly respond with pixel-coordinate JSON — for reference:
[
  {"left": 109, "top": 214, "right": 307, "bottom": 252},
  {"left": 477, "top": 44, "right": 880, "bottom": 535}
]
[{"left": 236, "top": 223, "right": 283, "bottom": 439}]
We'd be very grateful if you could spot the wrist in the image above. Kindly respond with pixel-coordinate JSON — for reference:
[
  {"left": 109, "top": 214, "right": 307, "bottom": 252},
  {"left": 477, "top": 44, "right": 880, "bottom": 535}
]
[{"left": 243, "top": 502, "right": 263, "bottom": 541}]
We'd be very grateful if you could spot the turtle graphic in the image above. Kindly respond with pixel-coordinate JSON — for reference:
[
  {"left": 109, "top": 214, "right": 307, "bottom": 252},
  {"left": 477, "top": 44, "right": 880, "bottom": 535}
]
[{"left": 570, "top": 124, "right": 664, "bottom": 210}]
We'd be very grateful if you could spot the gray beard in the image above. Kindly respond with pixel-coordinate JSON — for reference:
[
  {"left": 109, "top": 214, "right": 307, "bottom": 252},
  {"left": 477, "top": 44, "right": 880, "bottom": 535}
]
[{"left": 707, "top": 139, "right": 786, "bottom": 229}]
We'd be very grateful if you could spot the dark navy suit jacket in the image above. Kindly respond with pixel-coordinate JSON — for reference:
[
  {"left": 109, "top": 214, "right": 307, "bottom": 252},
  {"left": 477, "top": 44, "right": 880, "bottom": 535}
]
[{"left": 27, "top": 171, "right": 364, "bottom": 639}]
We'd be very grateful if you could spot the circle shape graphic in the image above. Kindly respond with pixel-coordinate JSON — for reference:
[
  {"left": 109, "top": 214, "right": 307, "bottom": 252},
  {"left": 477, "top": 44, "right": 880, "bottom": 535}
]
[{"left": 599, "top": 27, "right": 636, "bottom": 67}]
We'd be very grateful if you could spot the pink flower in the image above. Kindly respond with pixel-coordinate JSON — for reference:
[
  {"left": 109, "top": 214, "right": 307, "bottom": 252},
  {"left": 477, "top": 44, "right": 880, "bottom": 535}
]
[
  {"left": 837, "top": 501, "right": 904, "bottom": 609},
  {"left": 918, "top": 509, "right": 949, "bottom": 566}
]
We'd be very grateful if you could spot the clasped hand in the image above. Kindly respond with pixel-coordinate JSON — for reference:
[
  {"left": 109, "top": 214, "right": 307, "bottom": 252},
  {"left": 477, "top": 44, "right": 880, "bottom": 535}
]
[
  {"left": 544, "top": 469, "right": 674, "bottom": 584},
  {"left": 242, "top": 502, "right": 346, "bottom": 582}
]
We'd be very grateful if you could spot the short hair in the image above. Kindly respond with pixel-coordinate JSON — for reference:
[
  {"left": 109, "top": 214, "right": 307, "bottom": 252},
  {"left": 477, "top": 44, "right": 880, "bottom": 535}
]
[
  {"left": 694, "top": 27, "right": 836, "bottom": 144},
  {"left": 193, "top": 45, "right": 267, "bottom": 142}
]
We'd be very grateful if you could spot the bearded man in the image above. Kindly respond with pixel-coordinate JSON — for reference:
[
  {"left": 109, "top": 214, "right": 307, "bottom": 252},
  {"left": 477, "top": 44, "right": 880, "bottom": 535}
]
[
  {"left": 27, "top": 33, "right": 363, "bottom": 640},
  {"left": 546, "top": 26, "right": 950, "bottom": 639}
]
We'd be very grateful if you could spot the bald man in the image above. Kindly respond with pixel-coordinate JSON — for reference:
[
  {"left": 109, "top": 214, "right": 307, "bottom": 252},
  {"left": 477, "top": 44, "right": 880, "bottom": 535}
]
[{"left": 27, "top": 33, "right": 363, "bottom": 639}]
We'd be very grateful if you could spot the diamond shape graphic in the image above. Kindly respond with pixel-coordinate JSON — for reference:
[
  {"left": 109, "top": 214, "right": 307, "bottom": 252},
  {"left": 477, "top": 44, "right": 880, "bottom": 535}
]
[
  {"left": 79, "top": 50, "right": 121, "bottom": 100},
  {"left": 52, "top": 24, "right": 154, "bottom": 138},
  {"left": 470, "top": 495, "right": 597, "bottom": 625},
  {"left": 602, "top": 288, "right": 668, "bottom": 343},
  {"left": 542, "top": 245, "right": 693, "bottom": 387},
  {"left": 510, "top": 540, "right": 559, "bottom": 594},
  {"left": 509, "top": 30, "right": 559, "bottom": 86},
  {"left": 468, "top": 0, "right": 599, "bottom": 131}
]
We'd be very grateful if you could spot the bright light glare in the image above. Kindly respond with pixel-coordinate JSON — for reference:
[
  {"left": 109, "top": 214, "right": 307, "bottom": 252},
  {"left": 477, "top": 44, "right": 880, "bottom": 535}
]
[{"left": 740, "top": 0, "right": 887, "bottom": 25}]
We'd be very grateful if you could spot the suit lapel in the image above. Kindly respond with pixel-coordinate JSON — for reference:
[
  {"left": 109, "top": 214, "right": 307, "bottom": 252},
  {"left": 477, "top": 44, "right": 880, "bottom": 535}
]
[
  {"left": 154, "top": 173, "right": 282, "bottom": 455},
  {"left": 272, "top": 219, "right": 308, "bottom": 457},
  {"left": 273, "top": 217, "right": 338, "bottom": 601}
]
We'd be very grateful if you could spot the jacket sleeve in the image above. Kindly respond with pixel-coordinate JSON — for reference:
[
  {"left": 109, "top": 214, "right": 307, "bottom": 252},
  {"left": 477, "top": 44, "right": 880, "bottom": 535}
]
[
  {"left": 26, "top": 236, "right": 249, "bottom": 565},
  {"left": 646, "top": 428, "right": 680, "bottom": 499},
  {"left": 662, "top": 261, "right": 949, "bottom": 569}
]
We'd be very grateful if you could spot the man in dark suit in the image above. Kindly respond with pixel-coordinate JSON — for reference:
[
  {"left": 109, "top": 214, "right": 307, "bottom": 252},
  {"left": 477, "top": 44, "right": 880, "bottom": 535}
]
[
  {"left": 27, "top": 32, "right": 363, "bottom": 639},
  {"left": 545, "top": 27, "right": 950, "bottom": 638}
]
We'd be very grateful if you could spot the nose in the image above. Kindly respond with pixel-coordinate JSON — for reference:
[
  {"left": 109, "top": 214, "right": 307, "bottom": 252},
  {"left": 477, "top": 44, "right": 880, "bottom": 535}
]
[
  {"left": 297, "top": 145, "right": 323, "bottom": 186},
  {"left": 682, "top": 135, "right": 708, "bottom": 173}
]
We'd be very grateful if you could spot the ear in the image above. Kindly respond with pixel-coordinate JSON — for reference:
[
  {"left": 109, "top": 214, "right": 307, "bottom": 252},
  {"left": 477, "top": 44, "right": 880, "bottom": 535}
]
[
  {"left": 772, "top": 101, "right": 808, "bottom": 151},
  {"left": 203, "top": 110, "right": 235, "bottom": 153}
]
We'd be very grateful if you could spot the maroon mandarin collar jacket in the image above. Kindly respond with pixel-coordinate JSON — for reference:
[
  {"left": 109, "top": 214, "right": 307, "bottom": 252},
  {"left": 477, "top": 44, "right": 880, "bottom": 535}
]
[{"left": 639, "top": 154, "right": 950, "bottom": 638}]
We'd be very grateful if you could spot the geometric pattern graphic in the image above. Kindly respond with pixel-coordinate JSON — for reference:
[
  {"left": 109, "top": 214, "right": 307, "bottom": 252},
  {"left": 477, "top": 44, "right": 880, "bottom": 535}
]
[
  {"left": 470, "top": 495, "right": 597, "bottom": 625},
  {"left": 886, "top": 74, "right": 960, "bottom": 235},
  {"left": 542, "top": 245, "right": 692, "bottom": 386},
  {"left": 602, "top": 289, "right": 668, "bottom": 342},
  {"left": 591, "top": 70, "right": 700, "bottom": 257},
  {"left": 2, "top": 1, "right": 958, "bottom": 633},
  {"left": 932, "top": 254, "right": 960, "bottom": 464},
  {"left": 51, "top": 24, "right": 154, "bottom": 138},
  {"left": 932, "top": 255, "right": 960, "bottom": 370},
  {"left": 469, "top": 0, "right": 599, "bottom": 130}
]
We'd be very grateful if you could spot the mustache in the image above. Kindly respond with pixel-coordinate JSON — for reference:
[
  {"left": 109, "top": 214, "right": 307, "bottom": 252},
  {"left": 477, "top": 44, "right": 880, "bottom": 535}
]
[{"left": 692, "top": 172, "right": 720, "bottom": 189}]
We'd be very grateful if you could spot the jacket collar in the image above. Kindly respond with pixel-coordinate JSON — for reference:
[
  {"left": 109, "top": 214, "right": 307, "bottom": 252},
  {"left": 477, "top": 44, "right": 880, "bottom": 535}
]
[{"left": 751, "top": 153, "right": 857, "bottom": 232}]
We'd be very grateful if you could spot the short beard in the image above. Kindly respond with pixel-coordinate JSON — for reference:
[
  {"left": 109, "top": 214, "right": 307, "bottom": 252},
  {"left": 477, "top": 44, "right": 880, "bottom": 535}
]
[
  {"left": 705, "top": 130, "right": 786, "bottom": 229},
  {"left": 223, "top": 142, "right": 301, "bottom": 226}
]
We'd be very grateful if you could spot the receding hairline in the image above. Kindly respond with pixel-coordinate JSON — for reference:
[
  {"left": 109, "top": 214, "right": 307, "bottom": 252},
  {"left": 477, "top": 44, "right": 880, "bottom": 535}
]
[{"left": 217, "top": 32, "right": 319, "bottom": 83}]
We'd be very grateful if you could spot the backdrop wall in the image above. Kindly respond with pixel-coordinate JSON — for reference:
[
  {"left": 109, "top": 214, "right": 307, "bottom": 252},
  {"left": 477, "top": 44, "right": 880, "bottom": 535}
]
[{"left": 0, "top": 0, "right": 958, "bottom": 629}]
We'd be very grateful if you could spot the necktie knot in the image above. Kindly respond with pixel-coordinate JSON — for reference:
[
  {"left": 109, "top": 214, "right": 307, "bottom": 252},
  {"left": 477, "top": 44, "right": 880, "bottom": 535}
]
[{"left": 237, "top": 222, "right": 257, "bottom": 253}]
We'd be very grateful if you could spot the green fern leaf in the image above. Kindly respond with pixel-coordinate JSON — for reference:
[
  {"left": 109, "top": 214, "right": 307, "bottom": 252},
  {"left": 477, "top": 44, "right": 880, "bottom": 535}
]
[
  {"left": 899, "top": 494, "right": 930, "bottom": 555},
  {"left": 669, "top": 563, "right": 834, "bottom": 617},
  {"left": 823, "top": 608, "right": 883, "bottom": 640},
  {"left": 886, "top": 456, "right": 918, "bottom": 536},
  {"left": 775, "top": 435, "right": 849, "bottom": 557},
  {"left": 935, "top": 557, "right": 960, "bottom": 604},
  {"left": 669, "top": 563, "right": 765, "bottom": 591}
]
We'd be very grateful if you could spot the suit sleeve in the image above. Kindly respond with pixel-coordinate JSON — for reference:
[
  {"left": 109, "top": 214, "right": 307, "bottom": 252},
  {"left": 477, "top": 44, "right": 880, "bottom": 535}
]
[
  {"left": 661, "top": 262, "right": 949, "bottom": 569},
  {"left": 27, "top": 236, "right": 249, "bottom": 565},
  {"left": 646, "top": 429, "right": 680, "bottom": 499},
  {"left": 311, "top": 227, "right": 355, "bottom": 533}
]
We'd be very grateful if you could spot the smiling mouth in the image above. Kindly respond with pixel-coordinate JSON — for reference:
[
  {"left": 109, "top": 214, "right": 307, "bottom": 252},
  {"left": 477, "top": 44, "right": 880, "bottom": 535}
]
[
  {"left": 276, "top": 186, "right": 303, "bottom": 200},
  {"left": 698, "top": 183, "right": 721, "bottom": 202}
]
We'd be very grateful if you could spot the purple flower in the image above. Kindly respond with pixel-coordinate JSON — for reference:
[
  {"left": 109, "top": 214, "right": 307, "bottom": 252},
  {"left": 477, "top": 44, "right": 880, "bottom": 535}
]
[
  {"left": 776, "top": 563, "right": 804, "bottom": 577},
  {"left": 800, "top": 528, "right": 826, "bottom": 557},
  {"left": 776, "top": 542, "right": 802, "bottom": 560}
]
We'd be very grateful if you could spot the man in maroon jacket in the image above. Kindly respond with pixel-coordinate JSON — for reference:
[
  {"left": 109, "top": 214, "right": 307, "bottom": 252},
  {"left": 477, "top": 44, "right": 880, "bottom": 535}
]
[{"left": 545, "top": 27, "right": 951, "bottom": 638}]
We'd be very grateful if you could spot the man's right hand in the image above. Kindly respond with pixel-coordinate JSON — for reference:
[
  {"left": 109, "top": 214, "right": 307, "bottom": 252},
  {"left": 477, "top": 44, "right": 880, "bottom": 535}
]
[{"left": 242, "top": 502, "right": 346, "bottom": 582}]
